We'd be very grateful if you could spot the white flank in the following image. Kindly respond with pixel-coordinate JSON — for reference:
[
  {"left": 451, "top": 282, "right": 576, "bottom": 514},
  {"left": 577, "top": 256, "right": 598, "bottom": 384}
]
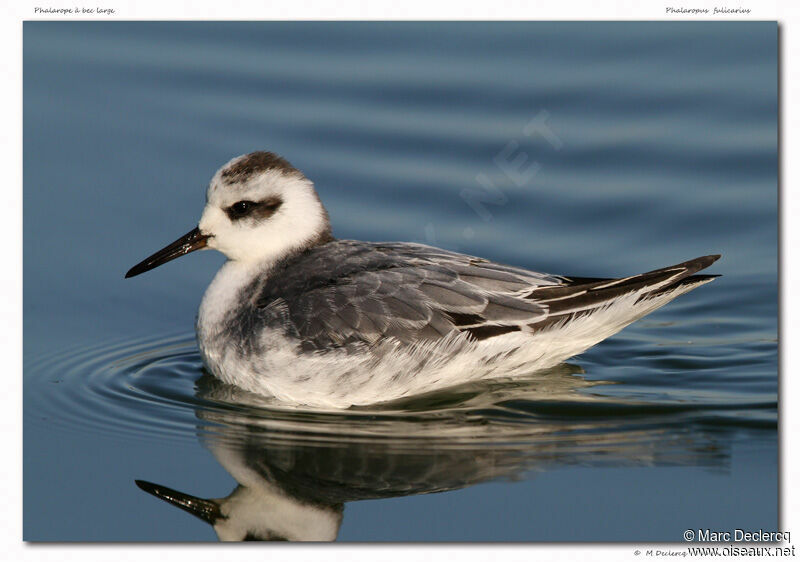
[{"left": 202, "top": 278, "right": 712, "bottom": 409}]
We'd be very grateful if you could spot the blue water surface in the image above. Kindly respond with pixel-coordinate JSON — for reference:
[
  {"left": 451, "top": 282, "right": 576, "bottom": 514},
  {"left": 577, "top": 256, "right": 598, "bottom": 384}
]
[{"left": 23, "top": 22, "right": 777, "bottom": 541}]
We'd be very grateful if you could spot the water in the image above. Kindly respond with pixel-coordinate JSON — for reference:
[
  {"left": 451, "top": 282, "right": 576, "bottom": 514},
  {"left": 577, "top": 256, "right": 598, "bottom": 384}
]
[{"left": 23, "top": 22, "right": 777, "bottom": 541}]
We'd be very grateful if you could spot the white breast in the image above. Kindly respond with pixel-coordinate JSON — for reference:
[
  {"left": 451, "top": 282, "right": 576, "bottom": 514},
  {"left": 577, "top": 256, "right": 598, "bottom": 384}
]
[{"left": 196, "top": 260, "right": 262, "bottom": 375}]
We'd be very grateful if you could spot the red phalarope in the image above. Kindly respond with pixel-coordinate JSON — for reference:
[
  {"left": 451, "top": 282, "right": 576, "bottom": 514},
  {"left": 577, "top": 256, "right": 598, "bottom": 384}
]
[{"left": 126, "top": 151, "right": 720, "bottom": 408}]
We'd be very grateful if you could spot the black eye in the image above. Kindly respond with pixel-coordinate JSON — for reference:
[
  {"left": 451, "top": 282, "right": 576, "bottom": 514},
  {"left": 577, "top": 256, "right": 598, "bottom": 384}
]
[
  {"left": 227, "top": 200, "right": 257, "bottom": 219},
  {"left": 225, "top": 197, "right": 282, "bottom": 221}
]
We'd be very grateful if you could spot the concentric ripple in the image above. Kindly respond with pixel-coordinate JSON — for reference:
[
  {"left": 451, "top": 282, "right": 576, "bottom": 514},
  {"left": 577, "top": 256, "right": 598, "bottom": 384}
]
[{"left": 25, "top": 332, "right": 208, "bottom": 443}]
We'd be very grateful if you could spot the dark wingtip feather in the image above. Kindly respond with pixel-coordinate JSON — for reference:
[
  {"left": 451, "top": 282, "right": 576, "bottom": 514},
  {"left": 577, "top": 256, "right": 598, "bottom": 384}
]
[
  {"left": 631, "top": 254, "right": 722, "bottom": 292},
  {"left": 670, "top": 254, "right": 721, "bottom": 273}
]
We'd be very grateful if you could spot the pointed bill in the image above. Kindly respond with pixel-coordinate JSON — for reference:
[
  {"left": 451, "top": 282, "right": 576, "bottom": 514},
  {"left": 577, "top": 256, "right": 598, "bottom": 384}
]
[
  {"left": 135, "top": 480, "right": 223, "bottom": 525},
  {"left": 125, "top": 227, "right": 209, "bottom": 278}
]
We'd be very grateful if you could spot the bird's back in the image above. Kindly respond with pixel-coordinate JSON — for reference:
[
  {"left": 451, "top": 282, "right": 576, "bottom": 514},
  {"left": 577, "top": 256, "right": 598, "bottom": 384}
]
[{"left": 247, "top": 240, "right": 565, "bottom": 352}]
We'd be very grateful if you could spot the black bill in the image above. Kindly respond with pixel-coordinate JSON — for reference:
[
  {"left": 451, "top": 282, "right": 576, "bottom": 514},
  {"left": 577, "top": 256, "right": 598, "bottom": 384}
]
[
  {"left": 135, "top": 480, "right": 224, "bottom": 525},
  {"left": 125, "top": 227, "right": 209, "bottom": 278}
]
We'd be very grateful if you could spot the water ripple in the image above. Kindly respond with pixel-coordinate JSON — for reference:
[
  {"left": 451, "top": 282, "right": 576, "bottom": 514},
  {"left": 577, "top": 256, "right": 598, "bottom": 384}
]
[{"left": 24, "top": 330, "right": 775, "bottom": 463}]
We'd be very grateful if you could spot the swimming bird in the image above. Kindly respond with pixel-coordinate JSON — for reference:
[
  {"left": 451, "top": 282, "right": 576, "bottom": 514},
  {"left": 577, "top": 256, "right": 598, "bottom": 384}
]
[{"left": 125, "top": 151, "right": 719, "bottom": 409}]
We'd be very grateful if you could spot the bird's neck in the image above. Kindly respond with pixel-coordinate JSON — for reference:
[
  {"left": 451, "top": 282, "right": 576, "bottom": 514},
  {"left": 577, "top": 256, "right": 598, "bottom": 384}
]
[
  {"left": 197, "top": 231, "right": 336, "bottom": 341},
  {"left": 197, "top": 260, "right": 261, "bottom": 339}
]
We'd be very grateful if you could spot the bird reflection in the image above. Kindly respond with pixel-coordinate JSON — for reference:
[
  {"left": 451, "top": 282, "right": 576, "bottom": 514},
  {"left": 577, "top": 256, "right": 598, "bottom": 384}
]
[{"left": 136, "top": 366, "right": 729, "bottom": 541}]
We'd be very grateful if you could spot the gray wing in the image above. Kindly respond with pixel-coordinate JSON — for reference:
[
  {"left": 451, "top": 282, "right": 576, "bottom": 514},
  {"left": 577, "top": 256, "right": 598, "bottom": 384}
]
[
  {"left": 257, "top": 241, "right": 720, "bottom": 351},
  {"left": 255, "top": 241, "right": 560, "bottom": 351}
]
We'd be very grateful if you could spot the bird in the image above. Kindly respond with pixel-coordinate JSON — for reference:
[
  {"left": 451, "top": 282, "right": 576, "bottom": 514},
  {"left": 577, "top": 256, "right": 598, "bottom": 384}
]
[{"left": 125, "top": 151, "right": 720, "bottom": 409}]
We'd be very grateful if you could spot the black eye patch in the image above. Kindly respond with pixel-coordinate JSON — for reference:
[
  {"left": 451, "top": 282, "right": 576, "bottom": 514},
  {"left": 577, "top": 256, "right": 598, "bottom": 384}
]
[{"left": 225, "top": 196, "right": 283, "bottom": 221}]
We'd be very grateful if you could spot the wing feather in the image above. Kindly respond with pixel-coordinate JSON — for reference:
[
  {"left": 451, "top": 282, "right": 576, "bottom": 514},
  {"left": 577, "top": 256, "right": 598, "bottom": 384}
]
[{"left": 253, "top": 240, "right": 719, "bottom": 350}]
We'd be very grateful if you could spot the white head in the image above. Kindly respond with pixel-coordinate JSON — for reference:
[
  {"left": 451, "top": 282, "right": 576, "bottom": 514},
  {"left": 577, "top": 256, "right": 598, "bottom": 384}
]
[
  {"left": 126, "top": 151, "right": 333, "bottom": 278},
  {"left": 201, "top": 152, "right": 332, "bottom": 263}
]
